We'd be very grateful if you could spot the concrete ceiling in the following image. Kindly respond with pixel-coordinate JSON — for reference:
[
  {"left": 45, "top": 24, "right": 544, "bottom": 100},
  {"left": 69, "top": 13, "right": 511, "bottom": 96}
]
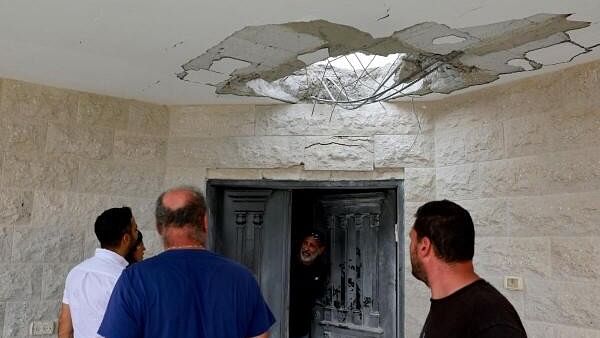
[{"left": 0, "top": 0, "right": 599, "bottom": 105}]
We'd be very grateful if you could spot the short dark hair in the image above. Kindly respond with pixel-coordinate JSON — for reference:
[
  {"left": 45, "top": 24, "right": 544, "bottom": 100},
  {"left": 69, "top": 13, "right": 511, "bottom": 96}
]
[
  {"left": 94, "top": 207, "right": 133, "bottom": 249},
  {"left": 413, "top": 200, "right": 474, "bottom": 262},
  {"left": 155, "top": 186, "right": 207, "bottom": 229}
]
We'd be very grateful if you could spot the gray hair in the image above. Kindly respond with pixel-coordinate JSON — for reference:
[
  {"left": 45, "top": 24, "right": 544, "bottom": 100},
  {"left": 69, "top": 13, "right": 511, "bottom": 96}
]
[{"left": 155, "top": 186, "right": 207, "bottom": 229}]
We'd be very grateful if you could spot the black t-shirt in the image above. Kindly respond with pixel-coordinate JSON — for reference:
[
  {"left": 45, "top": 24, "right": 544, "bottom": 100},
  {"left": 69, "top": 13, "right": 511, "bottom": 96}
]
[
  {"left": 289, "top": 258, "right": 328, "bottom": 336},
  {"left": 419, "top": 279, "right": 527, "bottom": 338}
]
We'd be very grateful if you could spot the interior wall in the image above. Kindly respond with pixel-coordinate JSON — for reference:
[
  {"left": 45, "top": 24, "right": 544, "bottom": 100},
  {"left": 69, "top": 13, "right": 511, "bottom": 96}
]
[
  {"left": 419, "top": 61, "right": 600, "bottom": 337},
  {"left": 0, "top": 79, "right": 169, "bottom": 337}
]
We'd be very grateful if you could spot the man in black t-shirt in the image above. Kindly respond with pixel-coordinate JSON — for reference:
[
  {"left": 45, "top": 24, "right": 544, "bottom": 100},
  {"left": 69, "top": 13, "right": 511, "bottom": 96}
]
[
  {"left": 410, "top": 200, "right": 527, "bottom": 338},
  {"left": 289, "top": 231, "right": 327, "bottom": 338}
]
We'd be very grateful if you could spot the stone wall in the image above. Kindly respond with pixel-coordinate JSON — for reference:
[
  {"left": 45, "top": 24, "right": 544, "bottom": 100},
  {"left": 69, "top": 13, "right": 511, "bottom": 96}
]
[
  {"left": 416, "top": 61, "right": 600, "bottom": 337},
  {"left": 0, "top": 79, "right": 169, "bottom": 337}
]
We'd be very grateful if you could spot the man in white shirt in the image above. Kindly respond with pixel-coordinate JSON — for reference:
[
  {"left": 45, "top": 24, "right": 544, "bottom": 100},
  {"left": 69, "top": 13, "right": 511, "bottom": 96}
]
[{"left": 58, "top": 207, "right": 138, "bottom": 338}]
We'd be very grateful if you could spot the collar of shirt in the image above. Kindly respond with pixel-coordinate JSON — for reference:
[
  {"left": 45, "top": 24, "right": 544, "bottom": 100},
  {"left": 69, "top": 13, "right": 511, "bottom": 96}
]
[{"left": 94, "top": 248, "right": 129, "bottom": 268}]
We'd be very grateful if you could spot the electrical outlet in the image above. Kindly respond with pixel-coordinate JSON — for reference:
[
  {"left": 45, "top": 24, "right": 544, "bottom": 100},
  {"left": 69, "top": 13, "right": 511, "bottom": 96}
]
[
  {"left": 503, "top": 276, "right": 524, "bottom": 291},
  {"left": 30, "top": 321, "right": 55, "bottom": 335}
]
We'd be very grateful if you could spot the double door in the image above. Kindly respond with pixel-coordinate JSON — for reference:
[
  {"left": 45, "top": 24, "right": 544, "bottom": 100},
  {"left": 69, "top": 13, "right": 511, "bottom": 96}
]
[{"left": 211, "top": 187, "right": 399, "bottom": 338}]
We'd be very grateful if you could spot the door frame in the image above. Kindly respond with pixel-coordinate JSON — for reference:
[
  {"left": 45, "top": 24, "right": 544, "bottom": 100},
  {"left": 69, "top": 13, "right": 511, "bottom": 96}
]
[{"left": 206, "top": 179, "right": 405, "bottom": 338}]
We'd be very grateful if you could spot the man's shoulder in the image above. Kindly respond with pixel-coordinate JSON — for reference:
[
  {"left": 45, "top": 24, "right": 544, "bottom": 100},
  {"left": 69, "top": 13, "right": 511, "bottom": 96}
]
[{"left": 132, "top": 250, "right": 254, "bottom": 277}]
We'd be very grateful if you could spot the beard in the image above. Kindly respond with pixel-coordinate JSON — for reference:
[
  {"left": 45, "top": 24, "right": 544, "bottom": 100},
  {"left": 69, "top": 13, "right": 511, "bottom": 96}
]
[
  {"left": 410, "top": 250, "right": 429, "bottom": 286},
  {"left": 300, "top": 249, "right": 319, "bottom": 264}
]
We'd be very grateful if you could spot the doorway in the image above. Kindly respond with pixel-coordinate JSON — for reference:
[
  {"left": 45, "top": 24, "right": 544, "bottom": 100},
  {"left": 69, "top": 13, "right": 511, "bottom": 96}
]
[{"left": 206, "top": 180, "right": 404, "bottom": 338}]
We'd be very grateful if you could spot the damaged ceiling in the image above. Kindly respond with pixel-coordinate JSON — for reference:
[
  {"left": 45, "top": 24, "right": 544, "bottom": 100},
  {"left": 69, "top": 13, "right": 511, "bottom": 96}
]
[
  {"left": 0, "top": 0, "right": 599, "bottom": 104},
  {"left": 178, "top": 14, "right": 591, "bottom": 106}
]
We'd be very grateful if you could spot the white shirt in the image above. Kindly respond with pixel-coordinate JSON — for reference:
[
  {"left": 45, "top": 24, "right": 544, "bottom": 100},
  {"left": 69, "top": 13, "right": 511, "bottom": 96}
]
[{"left": 63, "top": 248, "right": 129, "bottom": 338}]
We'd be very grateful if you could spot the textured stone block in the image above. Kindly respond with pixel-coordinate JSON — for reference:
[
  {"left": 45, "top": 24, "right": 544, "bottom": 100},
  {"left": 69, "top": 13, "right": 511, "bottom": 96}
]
[
  {"left": 475, "top": 237, "right": 550, "bottom": 278},
  {"left": 32, "top": 191, "right": 107, "bottom": 228},
  {"left": 129, "top": 101, "right": 169, "bottom": 136},
  {"left": 0, "top": 265, "right": 42, "bottom": 301},
  {"left": 539, "top": 147, "right": 600, "bottom": 194},
  {"left": 464, "top": 122, "right": 504, "bottom": 162},
  {"left": 458, "top": 198, "right": 508, "bottom": 236},
  {"left": 170, "top": 135, "right": 306, "bottom": 169},
  {"left": 504, "top": 113, "right": 551, "bottom": 157},
  {"left": 164, "top": 166, "right": 207, "bottom": 191},
  {"left": 479, "top": 157, "right": 544, "bottom": 198},
  {"left": 167, "top": 136, "right": 223, "bottom": 167},
  {"left": 551, "top": 237, "right": 600, "bottom": 281},
  {"left": 525, "top": 279, "right": 600, "bottom": 329},
  {"left": 0, "top": 79, "right": 78, "bottom": 122},
  {"left": 255, "top": 102, "right": 422, "bottom": 136},
  {"left": 77, "top": 93, "right": 129, "bottom": 129},
  {"left": 329, "top": 171, "right": 374, "bottom": 180},
  {"left": 12, "top": 227, "right": 84, "bottom": 263},
  {"left": 220, "top": 136, "right": 305, "bottom": 169},
  {"left": 435, "top": 129, "right": 466, "bottom": 166},
  {"left": 525, "top": 321, "right": 600, "bottom": 338},
  {"left": 507, "top": 191, "right": 600, "bottom": 237},
  {"left": 373, "top": 168, "right": 405, "bottom": 180},
  {"left": 374, "top": 133, "right": 434, "bottom": 168},
  {"left": 548, "top": 109, "right": 600, "bottom": 152},
  {"left": 170, "top": 104, "right": 255, "bottom": 137},
  {"left": 304, "top": 136, "right": 373, "bottom": 171},
  {"left": 42, "top": 263, "right": 75, "bottom": 300},
  {"left": 46, "top": 122, "right": 113, "bottom": 160},
  {"left": 77, "top": 161, "right": 164, "bottom": 198},
  {"left": 114, "top": 132, "right": 167, "bottom": 163},
  {"left": 3, "top": 301, "right": 59, "bottom": 337},
  {"left": 0, "top": 226, "right": 12, "bottom": 262},
  {"left": 1, "top": 119, "right": 47, "bottom": 156},
  {"left": 2, "top": 154, "right": 78, "bottom": 191},
  {"left": 436, "top": 164, "right": 479, "bottom": 200},
  {"left": 404, "top": 168, "right": 435, "bottom": 202},
  {"left": 0, "top": 189, "right": 33, "bottom": 226},
  {"left": 206, "top": 168, "right": 261, "bottom": 180}
]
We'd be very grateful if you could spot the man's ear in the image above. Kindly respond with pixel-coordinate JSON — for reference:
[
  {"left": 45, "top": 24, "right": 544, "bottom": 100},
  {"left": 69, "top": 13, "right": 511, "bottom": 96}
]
[
  {"left": 156, "top": 223, "right": 164, "bottom": 236},
  {"left": 202, "top": 213, "right": 208, "bottom": 233},
  {"left": 418, "top": 236, "right": 433, "bottom": 258}
]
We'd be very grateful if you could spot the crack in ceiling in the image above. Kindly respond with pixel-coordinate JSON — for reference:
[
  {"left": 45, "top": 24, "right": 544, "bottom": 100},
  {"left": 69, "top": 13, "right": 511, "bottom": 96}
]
[{"left": 177, "top": 13, "right": 591, "bottom": 105}]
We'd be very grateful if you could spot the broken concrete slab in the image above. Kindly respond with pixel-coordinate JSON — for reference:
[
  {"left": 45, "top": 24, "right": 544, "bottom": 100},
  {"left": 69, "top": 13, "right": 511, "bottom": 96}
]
[{"left": 178, "top": 14, "right": 590, "bottom": 105}]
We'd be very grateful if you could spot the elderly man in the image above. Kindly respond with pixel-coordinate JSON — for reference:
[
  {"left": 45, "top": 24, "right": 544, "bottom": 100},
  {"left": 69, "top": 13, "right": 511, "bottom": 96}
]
[
  {"left": 99, "top": 186, "right": 275, "bottom": 338},
  {"left": 289, "top": 230, "right": 328, "bottom": 338},
  {"left": 58, "top": 207, "right": 138, "bottom": 338},
  {"left": 410, "top": 200, "right": 527, "bottom": 338}
]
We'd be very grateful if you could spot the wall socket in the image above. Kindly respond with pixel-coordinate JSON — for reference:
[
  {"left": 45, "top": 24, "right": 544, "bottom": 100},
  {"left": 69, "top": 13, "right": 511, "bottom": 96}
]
[
  {"left": 503, "top": 276, "right": 524, "bottom": 291},
  {"left": 30, "top": 321, "right": 55, "bottom": 335}
]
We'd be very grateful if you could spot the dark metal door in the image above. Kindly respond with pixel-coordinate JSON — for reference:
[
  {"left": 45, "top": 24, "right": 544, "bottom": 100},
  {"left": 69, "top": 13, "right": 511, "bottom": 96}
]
[
  {"left": 312, "top": 191, "right": 397, "bottom": 338},
  {"left": 215, "top": 189, "right": 291, "bottom": 338}
]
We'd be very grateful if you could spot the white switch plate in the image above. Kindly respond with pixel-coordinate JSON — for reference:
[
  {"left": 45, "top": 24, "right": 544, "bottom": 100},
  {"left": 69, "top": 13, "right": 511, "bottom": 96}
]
[
  {"left": 503, "top": 276, "right": 524, "bottom": 291},
  {"left": 30, "top": 321, "right": 55, "bottom": 335}
]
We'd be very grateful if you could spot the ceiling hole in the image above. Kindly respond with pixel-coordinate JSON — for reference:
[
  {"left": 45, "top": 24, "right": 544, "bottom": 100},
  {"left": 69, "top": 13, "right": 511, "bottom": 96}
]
[
  {"left": 209, "top": 58, "right": 251, "bottom": 74},
  {"left": 298, "top": 48, "right": 330, "bottom": 65}
]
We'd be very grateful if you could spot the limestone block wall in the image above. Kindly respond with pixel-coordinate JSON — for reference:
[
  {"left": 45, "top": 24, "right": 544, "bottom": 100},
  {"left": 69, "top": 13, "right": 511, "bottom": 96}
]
[
  {"left": 0, "top": 79, "right": 169, "bottom": 337},
  {"left": 411, "top": 61, "right": 599, "bottom": 338}
]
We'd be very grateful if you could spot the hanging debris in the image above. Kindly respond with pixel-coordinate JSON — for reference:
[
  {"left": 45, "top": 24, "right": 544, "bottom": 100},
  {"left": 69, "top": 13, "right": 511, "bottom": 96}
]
[{"left": 177, "top": 14, "right": 591, "bottom": 108}]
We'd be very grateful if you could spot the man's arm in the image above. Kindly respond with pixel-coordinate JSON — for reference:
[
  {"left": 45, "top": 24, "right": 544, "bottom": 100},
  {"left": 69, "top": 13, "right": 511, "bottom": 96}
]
[
  {"left": 57, "top": 303, "right": 74, "bottom": 338},
  {"left": 250, "top": 332, "right": 269, "bottom": 338}
]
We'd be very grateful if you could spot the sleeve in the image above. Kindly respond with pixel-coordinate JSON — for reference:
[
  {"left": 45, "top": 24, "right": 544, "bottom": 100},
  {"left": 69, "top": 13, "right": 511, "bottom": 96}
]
[
  {"left": 97, "top": 272, "right": 142, "bottom": 338},
  {"left": 62, "top": 272, "right": 71, "bottom": 305},
  {"left": 244, "top": 276, "right": 276, "bottom": 338}
]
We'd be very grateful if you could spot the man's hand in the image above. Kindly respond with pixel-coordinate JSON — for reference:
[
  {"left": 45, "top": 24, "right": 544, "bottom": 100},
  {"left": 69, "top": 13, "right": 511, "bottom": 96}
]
[
  {"left": 250, "top": 332, "right": 269, "bottom": 338},
  {"left": 57, "top": 303, "right": 74, "bottom": 338}
]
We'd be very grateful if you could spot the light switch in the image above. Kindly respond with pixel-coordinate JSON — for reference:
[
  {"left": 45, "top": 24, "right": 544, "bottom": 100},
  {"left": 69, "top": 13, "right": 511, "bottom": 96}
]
[{"left": 503, "top": 276, "right": 523, "bottom": 291}]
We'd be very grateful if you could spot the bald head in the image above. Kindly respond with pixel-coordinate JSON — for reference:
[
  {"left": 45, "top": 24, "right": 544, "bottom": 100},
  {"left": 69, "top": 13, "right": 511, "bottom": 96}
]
[{"left": 155, "top": 186, "right": 207, "bottom": 230}]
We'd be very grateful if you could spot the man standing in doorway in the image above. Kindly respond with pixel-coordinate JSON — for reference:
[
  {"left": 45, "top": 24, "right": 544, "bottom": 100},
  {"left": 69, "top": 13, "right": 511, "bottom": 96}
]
[
  {"left": 289, "top": 230, "right": 328, "bottom": 338},
  {"left": 98, "top": 186, "right": 275, "bottom": 338},
  {"left": 410, "top": 200, "right": 527, "bottom": 338},
  {"left": 58, "top": 207, "right": 138, "bottom": 338}
]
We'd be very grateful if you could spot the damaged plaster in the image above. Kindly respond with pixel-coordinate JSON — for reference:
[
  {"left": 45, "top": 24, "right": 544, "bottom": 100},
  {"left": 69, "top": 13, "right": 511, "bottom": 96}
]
[{"left": 178, "top": 14, "right": 590, "bottom": 105}]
